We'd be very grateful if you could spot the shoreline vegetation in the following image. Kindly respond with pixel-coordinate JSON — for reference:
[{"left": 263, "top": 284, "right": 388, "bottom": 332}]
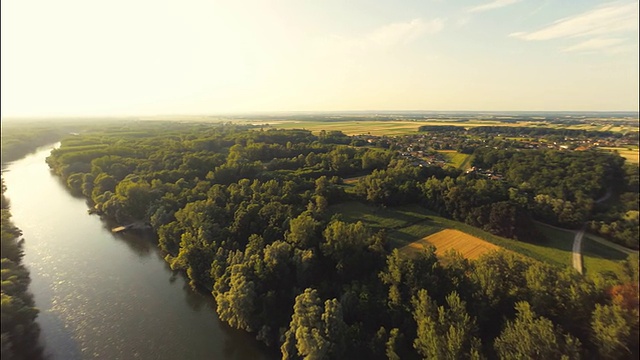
[
  {"left": 3, "top": 116, "right": 639, "bottom": 359},
  {"left": 1, "top": 179, "right": 42, "bottom": 360}
]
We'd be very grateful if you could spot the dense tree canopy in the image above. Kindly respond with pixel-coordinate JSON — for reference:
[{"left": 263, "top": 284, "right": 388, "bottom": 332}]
[{"left": 43, "top": 122, "right": 639, "bottom": 359}]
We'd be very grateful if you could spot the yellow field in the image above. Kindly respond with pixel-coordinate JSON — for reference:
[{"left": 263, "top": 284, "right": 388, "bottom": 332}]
[
  {"left": 343, "top": 176, "right": 365, "bottom": 184},
  {"left": 247, "top": 120, "right": 589, "bottom": 136},
  {"left": 401, "top": 229, "right": 501, "bottom": 260},
  {"left": 242, "top": 118, "right": 638, "bottom": 136},
  {"left": 599, "top": 147, "right": 639, "bottom": 164}
]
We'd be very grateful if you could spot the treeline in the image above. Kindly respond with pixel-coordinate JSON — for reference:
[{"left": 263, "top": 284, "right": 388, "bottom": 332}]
[
  {"left": 468, "top": 126, "right": 631, "bottom": 139},
  {"left": 588, "top": 165, "right": 640, "bottom": 249},
  {"left": 352, "top": 144, "right": 638, "bottom": 248},
  {"left": 354, "top": 163, "right": 536, "bottom": 241},
  {"left": 44, "top": 122, "right": 640, "bottom": 359},
  {"left": 0, "top": 121, "right": 93, "bottom": 163},
  {"left": 472, "top": 148, "right": 638, "bottom": 248},
  {"left": 417, "top": 124, "right": 638, "bottom": 140},
  {"left": 417, "top": 125, "right": 464, "bottom": 132},
  {"left": 0, "top": 179, "right": 41, "bottom": 359}
]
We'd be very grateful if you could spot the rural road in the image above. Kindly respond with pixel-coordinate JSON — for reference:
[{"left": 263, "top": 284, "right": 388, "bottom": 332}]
[
  {"left": 572, "top": 226, "right": 586, "bottom": 274},
  {"left": 572, "top": 189, "right": 612, "bottom": 274}
]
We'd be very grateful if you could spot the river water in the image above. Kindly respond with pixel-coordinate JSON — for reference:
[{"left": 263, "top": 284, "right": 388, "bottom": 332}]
[{"left": 3, "top": 144, "right": 274, "bottom": 360}]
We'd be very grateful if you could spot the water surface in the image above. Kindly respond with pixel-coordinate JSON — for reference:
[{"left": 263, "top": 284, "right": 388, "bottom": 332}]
[{"left": 3, "top": 144, "right": 273, "bottom": 360}]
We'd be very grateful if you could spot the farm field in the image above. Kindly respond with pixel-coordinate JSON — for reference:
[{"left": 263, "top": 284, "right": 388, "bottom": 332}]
[
  {"left": 331, "top": 201, "right": 634, "bottom": 275},
  {"left": 436, "top": 150, "right": 474, "bottom": 169},
  {"left": 342, "top": 176, "right": 365, "bottom": 185},
  {"left": 254, "top": 120, "right": 426, "bottom": 136},
  {"left": 400, "top": 229, "right": 500, "bottom": 259},
  {"left": 598, "top": 146, "right": 639, "bottom": 164},
  {"left": 243, "top": 118, "right": 638, "bottom": 136}
]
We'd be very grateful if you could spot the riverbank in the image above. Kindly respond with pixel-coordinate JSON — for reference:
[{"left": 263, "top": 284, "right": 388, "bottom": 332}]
[
  {"left": 3, "top": 145, "right": 273, "bottom": 360},
  {"left": 111, "top": 222, "right": 152, "bottom": 233}
]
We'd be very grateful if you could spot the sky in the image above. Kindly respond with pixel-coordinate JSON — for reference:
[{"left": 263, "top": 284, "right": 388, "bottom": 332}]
[{"left": 1, "top": 0, "right": 638, "bottom": 117}]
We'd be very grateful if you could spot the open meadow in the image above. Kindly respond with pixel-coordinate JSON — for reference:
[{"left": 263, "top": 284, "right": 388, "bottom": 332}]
[
  {"left": 330, "top": 201, "right": 632, "bottom": 277},
  {"left": 436, "top": 150, "right": 474, "bottom": 169}
]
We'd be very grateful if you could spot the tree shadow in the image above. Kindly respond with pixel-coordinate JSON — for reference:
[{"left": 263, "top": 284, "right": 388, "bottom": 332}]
[
  {"left": 582, "top": 237, "right": 629, "bottom": 261},
  {"left": 100, "top": 218, "right": 156, "bottom": 257}
]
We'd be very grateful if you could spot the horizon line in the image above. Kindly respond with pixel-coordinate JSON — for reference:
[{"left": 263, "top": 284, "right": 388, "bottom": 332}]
[{"left": 2, "top": 109, "right": 639, "bottom": 120}]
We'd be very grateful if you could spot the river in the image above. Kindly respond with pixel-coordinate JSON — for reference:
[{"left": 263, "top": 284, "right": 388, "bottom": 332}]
[{"left": 2, "top": 144, "right": 274, "bottom": 360}]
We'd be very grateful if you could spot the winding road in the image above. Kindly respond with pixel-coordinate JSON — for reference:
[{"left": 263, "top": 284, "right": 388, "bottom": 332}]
[
  {"left": 572, "top": 189, "right": 614, "bottom": 274},
  {"left": 572, "top": 226, "right": 586, "bottom": 274}
]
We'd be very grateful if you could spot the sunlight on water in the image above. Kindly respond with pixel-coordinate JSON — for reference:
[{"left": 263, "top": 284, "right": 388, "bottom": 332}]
[{"left": 3, "top": 146, "right": 273, "bottom": 360}]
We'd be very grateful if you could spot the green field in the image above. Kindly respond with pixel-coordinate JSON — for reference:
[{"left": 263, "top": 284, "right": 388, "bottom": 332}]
[
  {"left": 533, "top": 222, "right": 631, "bottom": 278},
  {"left": 329, "top": 202, "right": 429, "bottom": 231},
  {"left": 436, "top": 150, "right": 474, "bottom": 169},
  {"left": 532, "top": 222, "right": 575, "bottom": 267},
  {"left": 582, "top": 235, "right": 629, "bottom": 279},
  {"left": 330, "top": 201, "right": 633, "bottom": 275}
]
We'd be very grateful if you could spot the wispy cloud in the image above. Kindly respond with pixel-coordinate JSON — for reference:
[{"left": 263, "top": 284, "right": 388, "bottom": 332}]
[
  {"left": 562, "top": 38, "right": 625, "bottom": 52},
  {"left": 315, "top": 18, "right": 445, "bottom": 54},
  {"left": 367, "top": 18, "right": 445, "bottom": 48},
  {"left": 468, "top": 0, "right": 522, "bottom": 13},
  {"left": 510, "top": 1, "right": 638, "bottom": 53},
  {"left": 510, "top": 2, "right": 638, "bottom": 40}
]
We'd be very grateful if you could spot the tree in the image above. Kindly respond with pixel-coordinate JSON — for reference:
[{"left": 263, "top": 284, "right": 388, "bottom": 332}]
[
  {"left": 282, "top": 288, "right": 328, "bottom": 360},
  {"left": 321, "top": 298, "right": 347, "bottom": 358},
  {"left": 286, "top": 214, "right": 320, "bottom": 249},
  {"left": 494, "top": 301, "right": 581, "bottom": 360},
  {"left": 215, "top": 264, "right": 257, "bottom": 332},
  {"left": 412, "top": 289, "right": 483, "bottom": 360},
  {"left": 590, "top": 304, "right": 632, "bottom": 359},
  {"left": 321, "top": 220, "right": 372, "bottom": 277}
]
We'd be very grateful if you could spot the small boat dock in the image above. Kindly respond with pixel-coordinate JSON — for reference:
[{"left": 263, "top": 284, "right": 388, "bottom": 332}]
[{"left": 111, "top": 222, "right": 151, "bottom": 233}]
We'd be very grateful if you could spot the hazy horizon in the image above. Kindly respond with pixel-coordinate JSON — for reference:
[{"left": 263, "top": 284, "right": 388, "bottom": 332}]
[{"left": 2, "top": 0, "right": 639, "bottom": 117}]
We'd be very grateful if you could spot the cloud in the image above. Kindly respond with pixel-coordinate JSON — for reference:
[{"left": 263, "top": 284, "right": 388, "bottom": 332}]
[
  {"left": 468, "top": 0, "right": 522, "bottom": 13},
  {"left": 367, "top": 18, "right": 445, "bottom": 48},
  {"left": 510, "top": 2, "right": 638, "bottom": 40},
  {"left": 314, "top": 18, "right": 445, "bottom": 54},
  {"left": 562, "top": 37, "right": 626, "bottom": 52}
]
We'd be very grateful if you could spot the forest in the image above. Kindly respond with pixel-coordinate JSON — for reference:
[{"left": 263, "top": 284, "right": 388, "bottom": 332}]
[
  {"left": 40, "top": 121, "right": 639, "bottom": 359},
  {"left": 1, "top": 121, "right": 78, "bottom": 163}
]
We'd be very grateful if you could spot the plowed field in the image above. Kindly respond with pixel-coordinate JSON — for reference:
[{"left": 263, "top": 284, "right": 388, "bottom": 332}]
[{"left": 402, "top": 229, "right": 501, "bottom": 259}]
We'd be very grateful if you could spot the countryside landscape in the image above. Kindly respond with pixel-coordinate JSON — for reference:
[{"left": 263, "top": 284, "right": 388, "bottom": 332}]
[
  {"left": 2, "top": 112, "right": 638, "bottom": 359},
  {"left": 2, "top": 0, "right": 639, "bottom": 359}
]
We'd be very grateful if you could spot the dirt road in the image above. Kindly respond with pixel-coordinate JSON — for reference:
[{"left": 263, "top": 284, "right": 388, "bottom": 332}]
[{"left": 572, "top": 226, "right": 585, "bottom": 274}]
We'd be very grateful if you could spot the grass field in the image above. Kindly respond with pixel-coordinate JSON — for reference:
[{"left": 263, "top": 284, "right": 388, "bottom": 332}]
[
  {"left": 532, "top": 222, "right": 632, "bottom": 279},
  {"left": 436, "top": 150, "right": 474, "bottom": 169},
  {"left": 245, "top": 118, "right": 637, "bottom": 136},
  {"left": 582, "top": 234, "right": 634, "bottom": 279},
  {"left": 329, "top": 202, "right": 428, "bottom": 230},
  {"left": 598, "top": 147, "right": 639, "bottom": 165},
  {"left": 330, "top": 201, "right": 634, "bottom": 274},
  {"left": 401, "top": 229, "right": 500, "bottom": 259},
  {"left": 332, "top": 202, "right": 573, "bottom": 266}
]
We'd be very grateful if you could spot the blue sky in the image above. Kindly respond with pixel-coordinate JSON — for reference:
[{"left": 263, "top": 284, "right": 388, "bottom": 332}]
[{"left": 1, "top": 0, "right": 638, "bottom": 116}]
